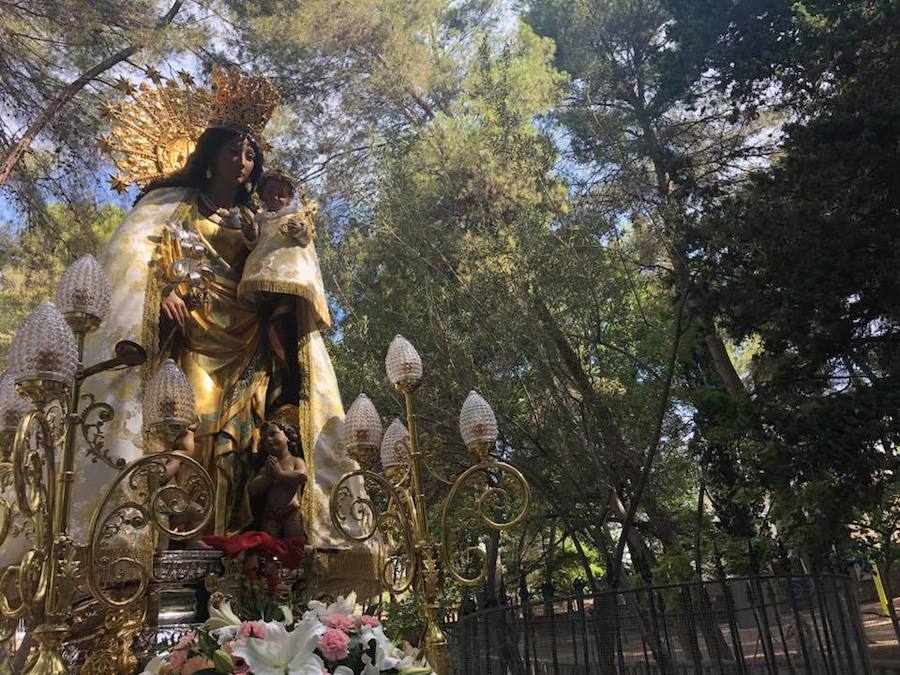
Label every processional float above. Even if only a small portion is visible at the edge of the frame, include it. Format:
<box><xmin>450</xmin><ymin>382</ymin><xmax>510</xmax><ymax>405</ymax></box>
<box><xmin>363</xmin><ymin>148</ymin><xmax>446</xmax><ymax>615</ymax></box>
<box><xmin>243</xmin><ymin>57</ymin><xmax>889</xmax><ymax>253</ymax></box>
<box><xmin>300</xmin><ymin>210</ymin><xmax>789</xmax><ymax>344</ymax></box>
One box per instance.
<box><xmin>0</xmin><ymin>72</ymin><xmax>530</xmax><ymax>675</ymax></box>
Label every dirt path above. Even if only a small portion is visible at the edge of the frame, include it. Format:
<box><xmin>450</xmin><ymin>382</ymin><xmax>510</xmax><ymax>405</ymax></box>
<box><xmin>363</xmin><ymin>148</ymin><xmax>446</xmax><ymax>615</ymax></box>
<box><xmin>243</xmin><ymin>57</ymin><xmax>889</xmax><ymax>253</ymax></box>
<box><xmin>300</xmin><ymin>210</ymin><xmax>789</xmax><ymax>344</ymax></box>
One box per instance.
<box><xmin>860</xmin><ymin>598</ymin><xmax>900</xmax><ymax>666</ymax></box>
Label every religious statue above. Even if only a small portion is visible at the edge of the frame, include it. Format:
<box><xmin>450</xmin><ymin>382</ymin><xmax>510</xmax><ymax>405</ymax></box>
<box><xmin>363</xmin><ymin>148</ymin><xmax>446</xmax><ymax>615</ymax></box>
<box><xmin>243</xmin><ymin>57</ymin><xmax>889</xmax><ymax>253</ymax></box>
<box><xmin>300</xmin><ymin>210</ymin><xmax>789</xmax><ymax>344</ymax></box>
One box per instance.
<box><xmin>25</xmin><ymin>68</ymin><xmax>385</xmax><ymax>597</ymax></box>
<box><xmin>246</xmin><ymin>168</ymin><xmax>315</xmax><ymax>251</ymax></box>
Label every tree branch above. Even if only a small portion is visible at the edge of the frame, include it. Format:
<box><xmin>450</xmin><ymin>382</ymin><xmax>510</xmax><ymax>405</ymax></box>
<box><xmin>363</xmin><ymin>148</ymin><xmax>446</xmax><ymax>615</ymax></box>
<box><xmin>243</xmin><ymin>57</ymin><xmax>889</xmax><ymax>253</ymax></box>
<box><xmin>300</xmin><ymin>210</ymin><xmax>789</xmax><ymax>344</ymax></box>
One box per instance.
<box><xmin>610</xmin><ymin>289</ymin><xmax>688</xmax><ymax>586</ymax></box>
<box><xmin>0</xmin><ymin>0</ymin><xmax>185</xmax><ymax>188</ymax></box>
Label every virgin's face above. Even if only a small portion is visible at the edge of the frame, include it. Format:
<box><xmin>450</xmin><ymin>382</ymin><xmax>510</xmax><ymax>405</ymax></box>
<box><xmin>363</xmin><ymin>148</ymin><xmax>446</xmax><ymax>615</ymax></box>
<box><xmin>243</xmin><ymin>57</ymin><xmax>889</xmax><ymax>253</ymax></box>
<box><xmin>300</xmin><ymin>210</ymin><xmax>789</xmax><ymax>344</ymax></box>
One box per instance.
<box><xmin>213</xmin><ymin>135</ymin><xmax>256</xmax><ymax>186</ymax></box>
<box><xmin>262</xmin><ymin>422</ymin><xmax>289</xmax><ymax>457</ymax></box>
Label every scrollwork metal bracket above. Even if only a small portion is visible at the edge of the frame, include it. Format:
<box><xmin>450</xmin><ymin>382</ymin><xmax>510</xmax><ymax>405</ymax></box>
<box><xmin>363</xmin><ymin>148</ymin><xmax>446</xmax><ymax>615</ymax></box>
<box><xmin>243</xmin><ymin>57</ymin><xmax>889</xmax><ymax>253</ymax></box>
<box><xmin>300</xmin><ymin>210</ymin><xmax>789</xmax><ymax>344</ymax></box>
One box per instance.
<box><xmin>439</xmin><ymin>459</ymin><xmax>530</xmax><ymax>586</ymax></box>
<box><xmin>86</xmin><ymin>451</ymin><xmax>214</xmax><ymax>608</ymax></box>
<box><xmin>77</xmin><ymin>392</ymin><xmax>125</xmax><ymax>469</ymax></box>
<box><xmin>330</xmin><ymin>469</ymin><xmax>418</xmax><ymax>594</ymax></box>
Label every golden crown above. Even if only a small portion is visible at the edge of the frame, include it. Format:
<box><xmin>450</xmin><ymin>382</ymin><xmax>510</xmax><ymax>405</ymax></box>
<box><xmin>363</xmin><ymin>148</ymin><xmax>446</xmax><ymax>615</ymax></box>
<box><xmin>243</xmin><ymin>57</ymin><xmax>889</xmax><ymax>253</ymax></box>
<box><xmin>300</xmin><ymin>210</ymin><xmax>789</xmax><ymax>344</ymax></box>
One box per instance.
<box><xmin>99</xmin><ymin>68</ymin><xmax>280</xmax><ymax>192</ymax></box>
<box><xmin>208</xmin><ymin>66</ymin><xmax>280</xmax><ymax>140</ymax></box>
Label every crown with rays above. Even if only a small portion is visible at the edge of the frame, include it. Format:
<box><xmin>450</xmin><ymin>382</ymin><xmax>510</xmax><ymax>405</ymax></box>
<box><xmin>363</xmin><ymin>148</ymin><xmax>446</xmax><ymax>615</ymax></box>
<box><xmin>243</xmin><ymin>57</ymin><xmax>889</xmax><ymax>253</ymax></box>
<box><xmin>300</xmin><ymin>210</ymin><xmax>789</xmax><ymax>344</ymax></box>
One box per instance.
<box><xmin>99</xmin><ymin>67</ymin><xmax>279</xmax><ymax>193</ymax></box>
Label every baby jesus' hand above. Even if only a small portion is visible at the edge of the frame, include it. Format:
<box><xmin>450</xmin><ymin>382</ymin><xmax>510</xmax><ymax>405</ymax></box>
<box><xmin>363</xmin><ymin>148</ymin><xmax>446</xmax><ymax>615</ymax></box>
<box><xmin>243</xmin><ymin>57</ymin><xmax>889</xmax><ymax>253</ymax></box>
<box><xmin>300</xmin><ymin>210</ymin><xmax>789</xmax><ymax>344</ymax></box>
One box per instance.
<box><xmin>242</xmin><ymin>216</ymin><xmax>260</xmax><ymax>247</ymax></box>
<box><xmin>284</xmin><ymin>218</ymin><xmax>311</xmax><ymax>248</ymax></box>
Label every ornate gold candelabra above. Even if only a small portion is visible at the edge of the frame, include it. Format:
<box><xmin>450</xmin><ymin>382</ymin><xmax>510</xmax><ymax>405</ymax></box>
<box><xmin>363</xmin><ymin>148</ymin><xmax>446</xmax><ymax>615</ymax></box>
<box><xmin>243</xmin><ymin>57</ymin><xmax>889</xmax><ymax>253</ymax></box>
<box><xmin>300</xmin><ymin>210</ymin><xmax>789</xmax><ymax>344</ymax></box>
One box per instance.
<box><xmin>0</xmin><ymin>256</ymin><xmax>212</xmax><ymax>674</ymax></box>
<box><xmin>330</xmin><ymin>336</ymin><xmax>531</xmax><ymax>675</ymax></box>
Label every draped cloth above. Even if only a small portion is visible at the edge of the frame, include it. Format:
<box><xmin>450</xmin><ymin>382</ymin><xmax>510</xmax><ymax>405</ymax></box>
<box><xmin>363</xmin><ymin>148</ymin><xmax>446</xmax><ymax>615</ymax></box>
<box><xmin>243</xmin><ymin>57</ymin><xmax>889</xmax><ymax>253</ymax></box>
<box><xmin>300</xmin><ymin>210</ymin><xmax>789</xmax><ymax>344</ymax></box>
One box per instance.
<box><xmin>0</xmin><ymin>187</ymin><xmax>380</xmax><ymax>596</ymax></box>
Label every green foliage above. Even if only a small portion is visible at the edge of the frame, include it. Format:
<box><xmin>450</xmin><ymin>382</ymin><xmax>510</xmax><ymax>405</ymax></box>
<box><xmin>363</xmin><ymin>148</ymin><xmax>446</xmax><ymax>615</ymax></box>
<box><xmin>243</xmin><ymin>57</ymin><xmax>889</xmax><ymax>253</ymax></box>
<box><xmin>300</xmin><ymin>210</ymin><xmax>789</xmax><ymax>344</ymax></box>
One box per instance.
<box><xmin>383</xmin><ymin>595</ymin><xmax>425</xmax><ymax>644</ymax></box>
<box><xmin>0</xmin><ymin>202</ymin><xmax>122</xmax><ymax>365</ymax></box>
<box><xmin>0</xmin><ymin>0</ymin><xmax>198</xmax><ymax>208</ymax></box>
<box><xmin>697</xmin><ymin>19</ymin><xmax>900</xmax><ymax>561</ymax></box>
<box><xmin>645</xmin><ymin>0</ymin><xmax>900</xmax><ymax>568</ymax></box>
<box><xmin>220</xmin><ymin>0</ymin><xmax>507</xmax><ymax>199</ymax></box>
<box><xmin>517</xmin><ymin>0</ymin><xmax>900</xmax><ymax>577</ymax></box>
<box><xmin>323</xmin><ymin>16</ymin><xmax>698</xmax><ymax>585</ymax></box>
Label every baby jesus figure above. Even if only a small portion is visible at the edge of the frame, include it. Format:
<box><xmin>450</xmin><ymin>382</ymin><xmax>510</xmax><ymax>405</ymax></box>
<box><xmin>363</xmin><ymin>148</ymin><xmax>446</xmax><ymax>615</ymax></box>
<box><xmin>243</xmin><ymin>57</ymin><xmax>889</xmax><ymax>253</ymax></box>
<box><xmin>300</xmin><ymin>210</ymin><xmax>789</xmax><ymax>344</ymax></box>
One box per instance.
<box><xmin>238</xmin><ymin>170</ymin><xmax>329</xmax><ymax>326</ymax></box>
<box><xmin>243</xmin><ymin>168</ymin><xmax>313</xmax><ymax>248</ymax></box>
<box><xmin>247</xmin><ymin>420</ymin><xmax>307</xmax><ymax>540</ymax></box>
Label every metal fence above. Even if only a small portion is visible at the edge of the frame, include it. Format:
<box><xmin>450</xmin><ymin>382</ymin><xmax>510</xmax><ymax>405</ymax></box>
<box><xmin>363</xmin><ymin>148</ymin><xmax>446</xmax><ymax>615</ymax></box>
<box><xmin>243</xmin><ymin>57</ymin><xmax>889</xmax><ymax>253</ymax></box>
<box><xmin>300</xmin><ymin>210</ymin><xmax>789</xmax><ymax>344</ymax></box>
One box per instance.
<box><xmin>451</xmin><ymin>574</ymin><xmax>872</xmax><ymax>674</ymax></box>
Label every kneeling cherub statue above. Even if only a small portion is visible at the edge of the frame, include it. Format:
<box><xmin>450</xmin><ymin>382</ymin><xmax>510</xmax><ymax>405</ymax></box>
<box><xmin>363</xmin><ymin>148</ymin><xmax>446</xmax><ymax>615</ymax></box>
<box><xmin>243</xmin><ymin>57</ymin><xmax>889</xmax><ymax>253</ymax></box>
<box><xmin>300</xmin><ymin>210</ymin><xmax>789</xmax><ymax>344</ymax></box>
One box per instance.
<box><xmin>247</xmin><ymin>419</ymin><xmax>307</xmax><ymax>540</ymax></box>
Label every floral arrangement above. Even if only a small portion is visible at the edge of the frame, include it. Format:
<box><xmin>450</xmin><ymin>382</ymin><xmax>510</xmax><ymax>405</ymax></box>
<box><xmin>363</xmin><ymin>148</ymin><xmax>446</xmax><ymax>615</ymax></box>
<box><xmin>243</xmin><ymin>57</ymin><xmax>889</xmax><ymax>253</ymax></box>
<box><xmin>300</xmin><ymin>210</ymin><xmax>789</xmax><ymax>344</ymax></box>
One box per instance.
<box><xmin>202</xmin><ymin>531</ymin><xmax>309</xmax><ymax>619</ymax></box>
<box><xmin>141</xmin><ymin>593</ymin><xmax>435</xmax><ymax>675</ymax></box>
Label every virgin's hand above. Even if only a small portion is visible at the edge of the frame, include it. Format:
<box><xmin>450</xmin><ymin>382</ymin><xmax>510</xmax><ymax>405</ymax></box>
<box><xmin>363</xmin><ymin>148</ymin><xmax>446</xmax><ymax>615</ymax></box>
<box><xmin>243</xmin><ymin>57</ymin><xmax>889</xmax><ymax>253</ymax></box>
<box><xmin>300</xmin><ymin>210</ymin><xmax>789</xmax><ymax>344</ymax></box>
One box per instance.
<box><xmin>242</xmin><ymin>216</ymin><xmax>259</xmax><ymax>244</ymax></box>
<box><xmin>161</xmin><ymin>290</ymin><xmax>190</xmax><ymax>333</ymax></box>
<box><xmin>266</xmin><ymin>456</ymin><xmax>280</xmax><ymax>474</ymax></box>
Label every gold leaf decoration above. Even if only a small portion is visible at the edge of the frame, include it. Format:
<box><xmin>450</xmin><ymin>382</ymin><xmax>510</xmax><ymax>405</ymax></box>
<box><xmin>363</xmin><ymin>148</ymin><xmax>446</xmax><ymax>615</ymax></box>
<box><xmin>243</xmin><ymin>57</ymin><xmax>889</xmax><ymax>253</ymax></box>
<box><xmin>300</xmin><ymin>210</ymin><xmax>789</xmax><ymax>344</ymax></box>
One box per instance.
<box><xmin>98</xmin><ymin>75</ymin><xmax>212</xmax><ymax>190</ymax></box>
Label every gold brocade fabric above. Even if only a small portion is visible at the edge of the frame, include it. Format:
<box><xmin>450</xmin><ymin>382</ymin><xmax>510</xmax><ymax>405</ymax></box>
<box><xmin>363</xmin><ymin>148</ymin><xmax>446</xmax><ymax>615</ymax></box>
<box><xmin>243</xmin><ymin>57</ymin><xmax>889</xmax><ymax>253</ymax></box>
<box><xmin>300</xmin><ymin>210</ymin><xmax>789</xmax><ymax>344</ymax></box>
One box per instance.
<box><xmin>179</xmin><ymin>209</ymin><xmax>268</xmax><ymax>533</ymax></box>
<box><xmin>184</xmin><ymin>212</ymin><xmax>265</xmax><ymax>434</ymax></box>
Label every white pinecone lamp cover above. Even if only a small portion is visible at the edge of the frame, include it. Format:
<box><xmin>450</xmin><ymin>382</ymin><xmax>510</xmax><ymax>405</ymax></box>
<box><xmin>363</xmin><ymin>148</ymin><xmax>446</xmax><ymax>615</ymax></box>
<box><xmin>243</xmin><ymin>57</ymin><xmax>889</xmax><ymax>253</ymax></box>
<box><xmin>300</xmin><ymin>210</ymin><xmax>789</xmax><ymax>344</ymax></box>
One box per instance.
<box><xmin>380</xmin><ymin>418</ymin><xmax>410</xmax><ymax>469</ymax></box>
<box><xmin>385</xmin><ymin>335</ymin><xmax>423</xmax><ymax>387</ymax></box>
<box><xmin>343</xmin><ymin>393</ymin><xmax>383</xmax><ymax>452</ymax></box>
<box><xmin>459</xmin><ymin>390</ymin><xmax>498</xmax><ymax>448</ymax></box>
<box><xmin>54</xmin><ymin>254</ymin><xmax>111</xmax><ymax>322</ymax></box>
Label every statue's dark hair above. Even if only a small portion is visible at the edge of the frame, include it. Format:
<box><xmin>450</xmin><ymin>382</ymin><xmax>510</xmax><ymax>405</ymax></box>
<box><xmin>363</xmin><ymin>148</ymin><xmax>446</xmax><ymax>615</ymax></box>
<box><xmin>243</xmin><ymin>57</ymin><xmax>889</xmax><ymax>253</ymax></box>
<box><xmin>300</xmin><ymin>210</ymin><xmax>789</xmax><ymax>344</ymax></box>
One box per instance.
<box><xmin>138</xmin><ymin>126</ymin><xmax>264</xmax><ymax>206</ymax></box>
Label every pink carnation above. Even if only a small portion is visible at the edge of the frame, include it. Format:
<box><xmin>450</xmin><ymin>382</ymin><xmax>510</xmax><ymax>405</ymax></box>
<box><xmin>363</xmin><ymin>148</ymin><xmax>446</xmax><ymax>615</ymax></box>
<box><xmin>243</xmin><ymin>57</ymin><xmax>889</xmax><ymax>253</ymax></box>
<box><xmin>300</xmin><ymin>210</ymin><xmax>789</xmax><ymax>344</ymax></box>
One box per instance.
<box><xmin>323</xmin><ymin>613</ymin><xmax>355</xmax><ymax>631</ymax></box>
<box><xmin>168</xmin><ymin>631</ymin><xmax>195</xmax><ymax>670</ymax></box>
<box><xmin>355</xmin><ymin>614</ymin><xmax>380</xmax><ymax>629</ymax></box>
<box><xmin>318</xmin><ymin>627</ymin><xmax>350</xmax><ymax>661</ymax></box>
<box><xmin>238</xmin><ymin>621</ymin><xmax>267</xmax><ymax>639</ymax></box>
<box><xmin>175</xmin><ymin>631</ymin><xmax>196</xmax><ymax>649</ymax></box>
<box><xmin>168</xmin><ymin>649</ymin><xmax>188</xmax><ymax>671</ymax></box>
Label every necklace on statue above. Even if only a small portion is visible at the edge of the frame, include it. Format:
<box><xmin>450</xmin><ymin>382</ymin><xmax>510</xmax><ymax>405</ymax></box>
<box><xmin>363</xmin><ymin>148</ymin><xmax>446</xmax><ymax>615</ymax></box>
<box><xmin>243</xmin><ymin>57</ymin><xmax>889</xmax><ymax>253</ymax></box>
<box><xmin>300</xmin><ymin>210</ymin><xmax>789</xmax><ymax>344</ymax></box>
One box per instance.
<box><xmin>199</xmin><ymin>192</ymin><xmax>232</xmax><ymax>219</ymax></box>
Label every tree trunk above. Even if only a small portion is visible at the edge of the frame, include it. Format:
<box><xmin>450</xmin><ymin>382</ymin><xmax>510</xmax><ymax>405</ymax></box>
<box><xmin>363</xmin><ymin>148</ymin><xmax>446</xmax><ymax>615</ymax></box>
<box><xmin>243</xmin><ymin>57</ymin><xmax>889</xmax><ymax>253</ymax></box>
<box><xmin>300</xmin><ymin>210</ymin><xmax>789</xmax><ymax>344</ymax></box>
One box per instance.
<box><xmin>609</xmin><ymin>291</ymin><xmax>687</xmax><ymax>585</ymax></box>
<box><xmin>569</xmin><ymin>528</ymin><xmax>599</xmax><ymax>592</ymax></box>
<box><xmin>530</xmin><ymin>295</ymin><xmax>634</xmax><ymax>461</ymax></box>
<box><xmin>633</xmin><ymin>101</ymin><xmax>750</xmax><ymax>405</ymax></box>
<box><xmin>669</xmin><ymin>253</ymin><xmax>749</xmax><ymax>401</ymax></box>
<box><xmin>0</xmin><ymin>0</ymin><xmax>185</xmax><ymax>188</ymax></box>
<box><xmin>483</xmin><ymin>527</ymin><xmax>501</xmax><ymax>605</ymax></box>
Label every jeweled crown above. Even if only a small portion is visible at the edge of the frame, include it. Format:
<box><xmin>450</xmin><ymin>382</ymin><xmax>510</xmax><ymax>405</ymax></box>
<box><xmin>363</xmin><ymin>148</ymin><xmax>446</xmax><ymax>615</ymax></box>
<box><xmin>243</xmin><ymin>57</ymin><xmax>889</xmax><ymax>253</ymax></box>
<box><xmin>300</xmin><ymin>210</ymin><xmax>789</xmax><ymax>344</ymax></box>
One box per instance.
<box><xmin>208</xmin><ymin>66</ymin><xmax>279</xmax><ymax>139</ymax></box>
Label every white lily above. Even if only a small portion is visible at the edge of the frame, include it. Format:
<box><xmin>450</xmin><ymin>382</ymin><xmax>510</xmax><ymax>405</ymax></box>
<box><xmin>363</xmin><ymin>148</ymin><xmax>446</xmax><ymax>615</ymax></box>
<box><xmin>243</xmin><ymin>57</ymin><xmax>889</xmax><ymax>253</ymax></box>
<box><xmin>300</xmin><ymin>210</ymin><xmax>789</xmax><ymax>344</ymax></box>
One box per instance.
<box><xmin>138</xmin><ymin>655</ymin><xmax>166</xmax><ymax>675</ymax></box>
<box><xmin>360</xmin><ymin>625</ymin><xmax>417</xmax><ymax>674</ymax></box>
<box><xmin>279</xmin><ymin>603</ymin><xmax>295</xmax><ymax>626</ymax></box>
<box><xmin>232</xmin><ymin>616</ymin><xmax>325</xmax><ymax>675</ymax></box>
<box><xmin>206</xmin><ymin>599</ymin><xmax>242</xmax><ymax>629</ymax></box>
<box><xmin>205</xmin><ymin>599</ymin><xmax>244</xmax><ymax>644</ymax></box>
<box><xmin>304</xmin><ymin>591</ymin><xmax>357</xmax><ymax>621</ymax></box>
<box><xmin>333</xmin><ymin>668</ymin><xmax>355</xmax><ymax>675</ymax></box>
<box><xmin>398</xmin><ymin>641</ymin><xmax>436</xmax><ymax>673</ymax></box>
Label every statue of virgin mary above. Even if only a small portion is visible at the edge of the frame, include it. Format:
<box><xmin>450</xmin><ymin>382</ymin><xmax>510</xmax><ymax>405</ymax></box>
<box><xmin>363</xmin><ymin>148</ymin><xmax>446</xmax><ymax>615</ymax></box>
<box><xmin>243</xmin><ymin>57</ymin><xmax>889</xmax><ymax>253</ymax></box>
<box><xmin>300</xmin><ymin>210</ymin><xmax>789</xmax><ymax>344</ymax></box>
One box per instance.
<box><xmin>41</xmin><ymin>68</ymin><xmax>377</xmax><ymax>595</ymax></box>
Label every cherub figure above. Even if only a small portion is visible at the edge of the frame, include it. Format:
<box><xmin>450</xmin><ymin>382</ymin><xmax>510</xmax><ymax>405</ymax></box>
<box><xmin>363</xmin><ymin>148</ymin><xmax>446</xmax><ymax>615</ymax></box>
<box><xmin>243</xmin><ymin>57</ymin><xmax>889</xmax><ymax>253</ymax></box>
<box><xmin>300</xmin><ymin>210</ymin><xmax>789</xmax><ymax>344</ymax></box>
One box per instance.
<box><xmin>247</xmin><ymin>420</ymin><xmax>307</xmax><ymax>540</ymax></box>
<box><xmin>158</xmin><ymin>424</ymin><xmax>209</xmax><ymax>549</ymax></box>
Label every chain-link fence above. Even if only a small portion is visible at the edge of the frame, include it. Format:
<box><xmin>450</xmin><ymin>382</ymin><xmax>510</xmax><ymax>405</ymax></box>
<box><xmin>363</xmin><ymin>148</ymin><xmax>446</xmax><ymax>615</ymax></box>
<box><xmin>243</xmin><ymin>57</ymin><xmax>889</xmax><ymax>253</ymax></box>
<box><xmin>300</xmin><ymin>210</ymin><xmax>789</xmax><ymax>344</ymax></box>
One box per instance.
<box><xmin>451</xmin><ymin>574</ymin><xmax>872</xmax><ymax>674</ymax></box>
